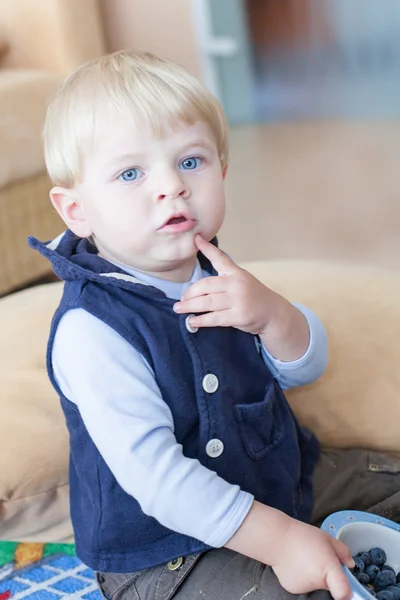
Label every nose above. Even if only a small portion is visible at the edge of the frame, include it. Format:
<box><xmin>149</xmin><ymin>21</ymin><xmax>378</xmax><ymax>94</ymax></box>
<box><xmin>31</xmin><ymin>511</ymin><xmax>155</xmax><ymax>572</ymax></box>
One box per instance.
<box><xmin>155</xmin><ymin>169</ymin><xmax>189</xmax><ymax>202</ymax></box>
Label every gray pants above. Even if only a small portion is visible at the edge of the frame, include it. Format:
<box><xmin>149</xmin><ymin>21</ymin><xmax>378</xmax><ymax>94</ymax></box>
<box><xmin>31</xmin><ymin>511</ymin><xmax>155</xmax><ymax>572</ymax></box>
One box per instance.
<box><xmin>96</xmin><ymin>449</ymin><xmax>400</xmax><ymax>600</ymax></box>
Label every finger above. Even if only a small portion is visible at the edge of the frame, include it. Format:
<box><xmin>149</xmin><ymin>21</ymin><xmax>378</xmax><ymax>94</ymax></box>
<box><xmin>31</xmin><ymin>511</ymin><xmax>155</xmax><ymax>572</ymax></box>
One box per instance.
<box><xmin>173</xmin><ymin>293</ymin><xmax>230</xmax><ymax>315</ymax></box>
<box><xmin>195</xmin><ymin>235</ymin><xmax>236</xmax><ymax>276</ymax></box>
<box><xmin>181</xmin><ymin>276</ymin><xmax>230</xmax><ymax>301</ymax></box>
<box><xmin>186</xmin><ymin>309</ymin><xmax>233</xmax><ymax>329</ymax></box>
<box><xmin>325</xmin><ymin>566</ymin><xmax>352</xmax><ymax>600</ymax></box>
<box><xmin>331</xmin><ymin>539</ymin><xmax>355</xmax><ymax>569</ymax></box>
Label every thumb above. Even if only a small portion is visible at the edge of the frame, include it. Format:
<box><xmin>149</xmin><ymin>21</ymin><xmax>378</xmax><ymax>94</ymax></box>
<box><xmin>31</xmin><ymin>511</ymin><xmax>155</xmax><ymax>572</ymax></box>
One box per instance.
<box><xmin>331</xmin><ymin>538</ymin><xmax>355</xmax><ymax>569</ymax></box>
<box><xmin>325</xmin><ymin>565</ymin><xmax>352</xmax><ymax>600</ymax></box>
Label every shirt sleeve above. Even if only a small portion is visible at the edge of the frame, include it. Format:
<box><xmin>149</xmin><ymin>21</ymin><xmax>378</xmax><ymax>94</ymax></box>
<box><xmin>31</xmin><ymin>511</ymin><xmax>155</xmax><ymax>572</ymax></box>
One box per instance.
<box><xmin>261</xmin><ymin>303</ymin><xmax>328</xmax><ymax>390</ymax></box>
<box><xmin>52</xmin><ymin>308</ymin><xmax>253</xmax><ymax>548</ymax></box>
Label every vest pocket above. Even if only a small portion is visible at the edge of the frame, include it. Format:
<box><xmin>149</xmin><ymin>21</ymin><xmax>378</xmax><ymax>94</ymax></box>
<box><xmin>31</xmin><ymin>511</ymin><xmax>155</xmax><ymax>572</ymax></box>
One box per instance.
<box><xmin>234</xmin><ymin>383</ymin><xmax>287</xmax><ymax>461</ymax></box>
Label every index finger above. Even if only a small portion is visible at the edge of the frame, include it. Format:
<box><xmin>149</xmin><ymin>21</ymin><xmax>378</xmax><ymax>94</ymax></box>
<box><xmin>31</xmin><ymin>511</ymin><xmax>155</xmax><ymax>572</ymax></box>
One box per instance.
<box><xmin>195</xmin><ymin>234</ymin><xmax>236</xmax><ymax>276</ymax></box>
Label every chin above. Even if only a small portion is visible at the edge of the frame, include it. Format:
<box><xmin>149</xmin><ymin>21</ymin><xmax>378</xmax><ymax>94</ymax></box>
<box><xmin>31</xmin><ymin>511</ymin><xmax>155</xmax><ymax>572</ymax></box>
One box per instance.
<box><xmin>173</xmin><ymin>234</ymin><xmax>197</xmax><ymax>253</ymax></box>
<box><xmin>161</xmin><ymin>247</ymin><xmax>197</xmax><ymax>268</ymax></box>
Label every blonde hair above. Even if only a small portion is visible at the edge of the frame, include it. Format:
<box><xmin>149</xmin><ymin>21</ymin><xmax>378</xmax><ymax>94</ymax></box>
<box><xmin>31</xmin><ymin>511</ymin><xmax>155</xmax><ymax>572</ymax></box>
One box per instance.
<box><xmin>43</xmin><ymin>51</ymin><xmax>229</xmax><ymax>188</ymax></box>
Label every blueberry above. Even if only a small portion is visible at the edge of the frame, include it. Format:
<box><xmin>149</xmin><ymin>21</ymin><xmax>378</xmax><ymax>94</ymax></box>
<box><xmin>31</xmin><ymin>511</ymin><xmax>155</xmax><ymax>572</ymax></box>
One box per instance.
<box><xmin>366</xmin><ymin>564</ymin><xmax>382</xmax><ymax>582</ymax></box>
<box><xmin>383</xmin><ymin>566</ymin><xmax>397</xmax><ymax>575</ymax></box>
<box><xmin>385</xmin><ymin>588</ymin><xmax>400</xmax><ymax>600</ymax></box>
<box><xmin>357</xmin><ymin>552</ymin><xmax>373</xmax><ymax>567</ymax></box>
<box><xmin>352</xmin><ymin>557</ymin><xmax>366</xmax><ymax>574</ymax></box>
<box><xmin>356</xmin><ymin>573</ymin><xmax>371</xmax><ymax>585</ymax></box>
<box><xmin>375</xmin><ymin>571</ymin><xmax>397</xmax><ymax>593</ymax></box>
<box><xmin>370</xmin><ymin>548</ymin><xmax>387</xmax><ymax>567</ymax></box>
<box><xmin>377</xmin><ymin>591</ymin><xmax>395</xmax><ymax>600</ymax></box>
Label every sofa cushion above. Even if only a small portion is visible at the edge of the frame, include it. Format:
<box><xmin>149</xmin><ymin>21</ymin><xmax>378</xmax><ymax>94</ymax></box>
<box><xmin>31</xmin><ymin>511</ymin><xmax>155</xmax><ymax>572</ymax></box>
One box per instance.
<box><xmin>0</xmin><ymin>281</ymin><xmax>72</xmax><ymax>542</ymax></box>
<box><xmin>0</xmin><ymin>70</ymin><xmax>61</xmax><ymax>188</ymax></box>
<box><xmin>1</xmin><ymin>261</ymin><xmax>400</xmax><ymax>542</ymax></box>
<box><xmin>243</xmin><ymin>260</ymin><xmax>400</xmax><ymax>453</ymax></box>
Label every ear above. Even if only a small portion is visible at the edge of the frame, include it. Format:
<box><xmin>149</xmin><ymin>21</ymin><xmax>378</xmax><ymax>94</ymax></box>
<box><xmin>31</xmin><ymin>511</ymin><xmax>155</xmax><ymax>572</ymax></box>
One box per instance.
<box><xmin>50</xmin><ymin>186</ymin><xmax>93</xmax><ymax>238</ymax></box>
<box><xmin>222</xmin><ymin>164</ymin><xmax>228</xmax><ymax>180</ymax></box>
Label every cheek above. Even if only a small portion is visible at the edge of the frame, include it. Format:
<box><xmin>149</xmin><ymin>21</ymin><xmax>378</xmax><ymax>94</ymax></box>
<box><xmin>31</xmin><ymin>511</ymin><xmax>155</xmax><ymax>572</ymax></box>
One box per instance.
<box><xmin>84</xmin><ymin>189</ymin><xmax>146</xmax><ymax>225</ymax></box>
<box><xmin>209</xmin><ymin>180</ymin><xmax>226</xmax><ymax>215</ymax></box>
<box><xmin>216</xmin><ymin>198</ymin><xmax>226</xmax><ymax>228</ymax></box>
<box><xmin>198</xmin><ymin>174</ymin><xmax>225</xmax><ymax>204</ymax></box>
<box><xmin>198</xmin><ymin>182</ymin><xmax>226</xmax><ymax>231</ymax></box>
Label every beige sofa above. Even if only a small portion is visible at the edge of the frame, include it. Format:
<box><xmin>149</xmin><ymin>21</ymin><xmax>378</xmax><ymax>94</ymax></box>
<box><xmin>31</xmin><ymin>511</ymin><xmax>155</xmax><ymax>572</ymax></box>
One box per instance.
<box><xmin>0</xmin><ymin>0</ymin><xmax>105</xmax><ymax>296</ymax></box>
<box><xmin>1</xmin><ymin>259</ymin><xmax>399</xmax><ymax>543</ymax></box>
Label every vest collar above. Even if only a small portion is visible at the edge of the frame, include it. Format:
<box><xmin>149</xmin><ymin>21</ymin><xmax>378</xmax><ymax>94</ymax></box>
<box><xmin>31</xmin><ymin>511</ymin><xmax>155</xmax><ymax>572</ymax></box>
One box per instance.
<box><xmin>28</xmin><ymin>230</ymin><xmax>218</xmax><ymax>297</ymax></box>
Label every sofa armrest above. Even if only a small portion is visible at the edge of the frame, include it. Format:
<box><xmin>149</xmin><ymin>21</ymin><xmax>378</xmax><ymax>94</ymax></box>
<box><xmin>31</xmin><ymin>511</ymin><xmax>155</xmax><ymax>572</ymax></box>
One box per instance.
<box><xmin>0</xmin><ymin>0</ymin><xmax>105</xmax><ymax>74</ymax></box>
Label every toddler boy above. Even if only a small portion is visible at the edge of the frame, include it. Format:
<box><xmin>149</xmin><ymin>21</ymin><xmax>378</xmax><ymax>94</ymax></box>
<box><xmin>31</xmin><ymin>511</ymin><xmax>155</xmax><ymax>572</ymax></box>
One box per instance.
<box><xmin>30</xmin><ymin>51</ymin><xmax>394</xmax><ymax>600</ymax></box>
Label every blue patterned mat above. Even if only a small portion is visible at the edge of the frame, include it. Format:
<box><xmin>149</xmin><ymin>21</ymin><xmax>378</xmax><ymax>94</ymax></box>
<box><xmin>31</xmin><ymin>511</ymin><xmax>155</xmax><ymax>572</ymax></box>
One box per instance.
<box><xmin>0</xmin><ymin>543</ymin><xmax>101</xmax><ymax>600</ymax></box>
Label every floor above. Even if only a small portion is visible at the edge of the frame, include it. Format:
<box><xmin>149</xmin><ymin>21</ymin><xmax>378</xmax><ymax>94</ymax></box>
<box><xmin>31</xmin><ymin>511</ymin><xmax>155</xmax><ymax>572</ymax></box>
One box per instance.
<box><xmin>219</xmin><ymin>120</ymin><xmax>400</xmax><ymax>269</ymax></box>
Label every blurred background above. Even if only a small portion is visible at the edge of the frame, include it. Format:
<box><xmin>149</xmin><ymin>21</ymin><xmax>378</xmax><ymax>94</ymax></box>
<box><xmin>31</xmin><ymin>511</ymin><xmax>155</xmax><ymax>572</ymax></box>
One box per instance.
<box><xmin>2</xmin><ymin>0</ymin><xmax>400</xmax><ymax>297</ymax></box>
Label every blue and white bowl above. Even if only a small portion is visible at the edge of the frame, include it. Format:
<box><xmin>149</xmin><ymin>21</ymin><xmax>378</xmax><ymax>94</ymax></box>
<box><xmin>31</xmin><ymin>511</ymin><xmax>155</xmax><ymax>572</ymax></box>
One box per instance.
<box><xmin>321</xmin><ymin>511</ymin><xmax>400</xmax><ymax>600</ymax></box>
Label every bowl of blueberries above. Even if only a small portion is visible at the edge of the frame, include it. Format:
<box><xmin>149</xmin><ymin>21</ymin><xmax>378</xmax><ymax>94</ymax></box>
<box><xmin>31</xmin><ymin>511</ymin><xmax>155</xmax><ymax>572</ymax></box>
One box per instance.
<box><xmin>321</xmin><ymin>511</ymin><xmax>400</xmax><ymax>600</ymax></box>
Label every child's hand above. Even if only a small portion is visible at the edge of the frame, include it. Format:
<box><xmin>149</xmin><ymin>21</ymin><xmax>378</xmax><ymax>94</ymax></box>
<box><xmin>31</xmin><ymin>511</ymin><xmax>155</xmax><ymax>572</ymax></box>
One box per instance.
<box><xmin>271</xmin><ymin>518</ymin><xmax>354</xmax><ymax>600</ymax></box>
<box><xmin>173</xmin><ymin>235</ymin><xmax>309</xmax><ymax>361</ymax></box>
<box><xmin>174</xmin><ymin>234</ymin><xmax>282</xmax><ymax>335</ymax></box>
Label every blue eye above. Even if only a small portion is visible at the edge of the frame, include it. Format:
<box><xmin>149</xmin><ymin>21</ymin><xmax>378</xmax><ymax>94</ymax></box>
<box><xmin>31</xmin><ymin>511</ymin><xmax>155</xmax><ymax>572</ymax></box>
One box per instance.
<box><xmin>180</xmin><ymin>157</ymin><xmax>202</xmax><ymax>170</ymax></box>
<box><xmin>119</xmin><ymin>168</ymin><xmax>140</xmax><ymax>181</ymax></box>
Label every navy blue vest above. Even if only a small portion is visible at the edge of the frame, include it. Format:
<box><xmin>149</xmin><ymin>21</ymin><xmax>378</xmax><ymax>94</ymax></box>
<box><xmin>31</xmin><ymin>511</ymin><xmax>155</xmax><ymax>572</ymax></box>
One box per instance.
<box><xmin>29</xmin><ymin>232</ymin><xmax>320</xmax><ymax>573</ymax></box>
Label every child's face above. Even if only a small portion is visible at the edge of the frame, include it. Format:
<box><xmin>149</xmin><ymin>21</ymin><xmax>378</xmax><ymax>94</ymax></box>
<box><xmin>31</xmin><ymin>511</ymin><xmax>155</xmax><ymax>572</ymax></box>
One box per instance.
<box><xmin>70</xmin><ymin>109</ymin><xmax>226</xmax><ymax>280</ymax></box>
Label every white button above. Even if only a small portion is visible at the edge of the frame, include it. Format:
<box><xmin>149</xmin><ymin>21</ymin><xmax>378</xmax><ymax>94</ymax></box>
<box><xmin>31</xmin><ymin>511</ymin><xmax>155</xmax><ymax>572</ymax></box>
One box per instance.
<box><xmin>185</xmin><ymin>314</ymin><xmax>198</xmax><ymax>334</ymax></box>
<box><xmin>206</xmin><ymin>439</ymin><xmax>224</xmax><ymax>458</ymax></box>
<box><xmin>202</xmin><ymin>374</ymin><xmax>219</xmax><ymax>394</ymax></box>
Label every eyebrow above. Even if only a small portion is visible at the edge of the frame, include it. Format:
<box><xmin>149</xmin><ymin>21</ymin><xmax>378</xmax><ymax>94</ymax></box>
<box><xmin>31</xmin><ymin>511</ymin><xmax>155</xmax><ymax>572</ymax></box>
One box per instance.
<box><xmin>106</xmin><ymin>140</ymin><xmax>216</xmax><ymax>170</ymax></box>
<box><xmin>179</xmin><ymin>140</ymin><xmax>216</xmax><ymax>153</ymax></box>
<box><xmin>106</xmin><ymin>153</ymin><xmax>143</xmax><ymax>169</ymax></box>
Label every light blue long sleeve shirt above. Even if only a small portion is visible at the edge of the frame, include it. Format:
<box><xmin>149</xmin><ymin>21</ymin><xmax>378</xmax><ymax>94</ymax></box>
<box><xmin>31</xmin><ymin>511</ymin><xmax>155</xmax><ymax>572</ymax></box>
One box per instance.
<box><xmin>52</xmin><ymin>259</ymin><xmax>328</xmax><ymax>547</ymax></box>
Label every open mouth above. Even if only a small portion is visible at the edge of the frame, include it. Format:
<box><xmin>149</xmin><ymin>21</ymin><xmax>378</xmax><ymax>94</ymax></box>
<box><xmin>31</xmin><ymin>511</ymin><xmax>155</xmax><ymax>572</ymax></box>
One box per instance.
<box><xmin>159</xmin><ymin>213</ymin><xmax>196</xmax><ymax>233</ymax></box>
<box><xmin>166</xmin><ymin>216</ymin><xmax>187</xmax><ymax>225</ymax></box>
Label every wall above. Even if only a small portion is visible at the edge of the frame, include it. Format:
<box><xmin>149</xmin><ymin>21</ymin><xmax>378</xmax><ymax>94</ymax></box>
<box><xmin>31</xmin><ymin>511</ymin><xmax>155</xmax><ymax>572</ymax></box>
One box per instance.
<box><xmin>99</xmin><ymin>0</ymin><xmax>202</xmax><ymax>78</ymax></box>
